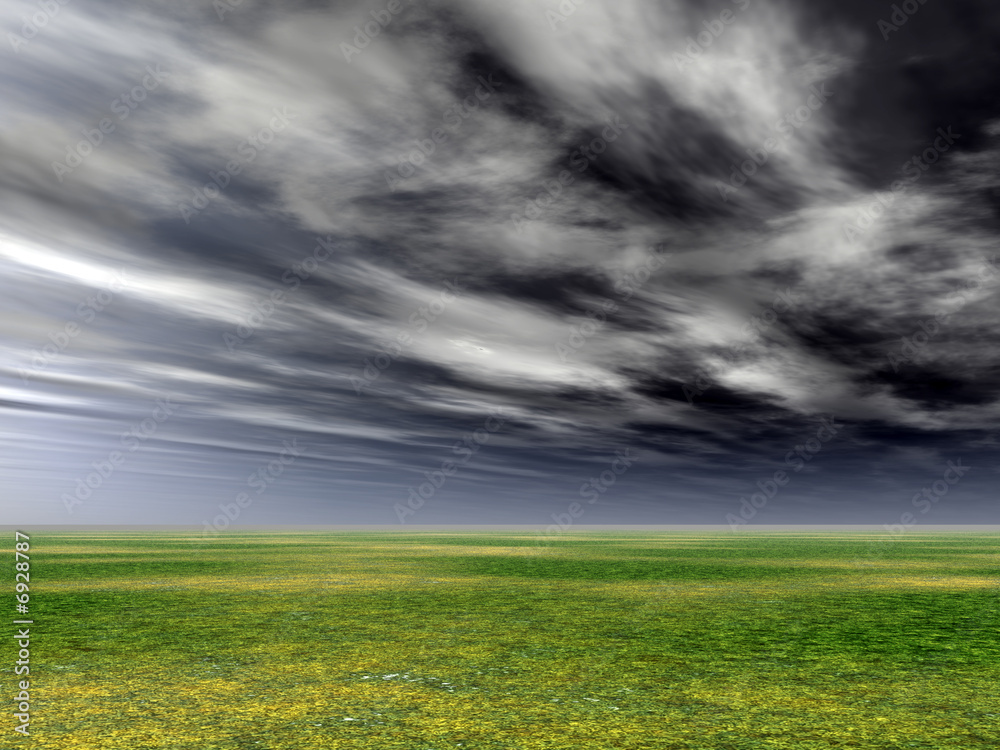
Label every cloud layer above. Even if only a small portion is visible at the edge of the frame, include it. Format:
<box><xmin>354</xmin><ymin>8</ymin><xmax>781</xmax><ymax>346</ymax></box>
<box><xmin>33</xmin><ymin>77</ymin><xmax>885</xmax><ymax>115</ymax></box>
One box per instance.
<box><xmin>2</xmin><ymin>0</ymin><xmax>999</xmax><ymax>527</ymax></box>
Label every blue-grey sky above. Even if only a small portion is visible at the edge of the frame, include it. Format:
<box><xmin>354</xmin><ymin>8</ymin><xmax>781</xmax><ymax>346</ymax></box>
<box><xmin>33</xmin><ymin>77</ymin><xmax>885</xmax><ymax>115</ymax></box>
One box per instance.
<box><xmin>2</xmin><ymin>0</ymin><xmax>999</xmax><ymax>528</ymax></box>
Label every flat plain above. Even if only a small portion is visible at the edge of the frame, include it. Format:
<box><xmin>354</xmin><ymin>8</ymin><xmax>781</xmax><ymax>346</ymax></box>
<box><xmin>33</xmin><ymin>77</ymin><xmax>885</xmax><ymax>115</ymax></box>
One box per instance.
<box><xmin>17</xmin><ymin>530</ymin><xmax>1000</xmax><ymax>748</ymax></box>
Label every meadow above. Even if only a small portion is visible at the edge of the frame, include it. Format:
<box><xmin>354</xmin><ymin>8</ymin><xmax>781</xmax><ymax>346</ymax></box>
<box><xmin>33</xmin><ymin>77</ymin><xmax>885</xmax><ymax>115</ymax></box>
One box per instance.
<box><xmin>14</xmin><ymin>529</ymin><xmax>1000</xmax><ymax>749</ymax></box>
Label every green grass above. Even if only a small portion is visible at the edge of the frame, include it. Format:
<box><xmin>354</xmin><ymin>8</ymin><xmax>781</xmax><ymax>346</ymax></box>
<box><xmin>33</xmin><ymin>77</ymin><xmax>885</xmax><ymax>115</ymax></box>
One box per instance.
<box><xmin>11</xmin><ymin>530</ymin><xmax>1000</xmax><ymax>748</ymax></box>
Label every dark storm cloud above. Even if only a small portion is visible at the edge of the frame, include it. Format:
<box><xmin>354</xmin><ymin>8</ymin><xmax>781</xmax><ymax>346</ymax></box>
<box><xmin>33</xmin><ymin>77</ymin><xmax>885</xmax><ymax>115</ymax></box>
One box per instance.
<box><xmin>2</xmin><ymin>0</ymin><xmax>999</xmax><ymax>526</ymax></box>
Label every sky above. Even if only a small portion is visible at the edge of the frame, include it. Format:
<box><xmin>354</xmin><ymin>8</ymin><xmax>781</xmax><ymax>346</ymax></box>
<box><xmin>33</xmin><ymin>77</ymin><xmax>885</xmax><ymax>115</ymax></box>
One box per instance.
<box><xmin>2</xmin><ymin>0</ymin><xmax>999</xmax><ymax>529</ymax></box>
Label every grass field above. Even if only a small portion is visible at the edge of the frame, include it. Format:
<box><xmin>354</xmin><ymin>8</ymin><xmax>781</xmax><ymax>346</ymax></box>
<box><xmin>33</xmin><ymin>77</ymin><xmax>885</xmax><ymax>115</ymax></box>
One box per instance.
<box><xmin>14</xmin><ymin>530</ymin><xmax>1000</xmax><ymax>749</ymax></box>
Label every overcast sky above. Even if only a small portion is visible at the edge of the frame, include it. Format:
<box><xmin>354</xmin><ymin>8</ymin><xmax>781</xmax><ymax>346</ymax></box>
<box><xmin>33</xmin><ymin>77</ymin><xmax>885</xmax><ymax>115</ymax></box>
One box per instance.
<box><xmin>2</xmin><ymin>0</ymin><xmax>999</xmax><ymax>528</ymax></box>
